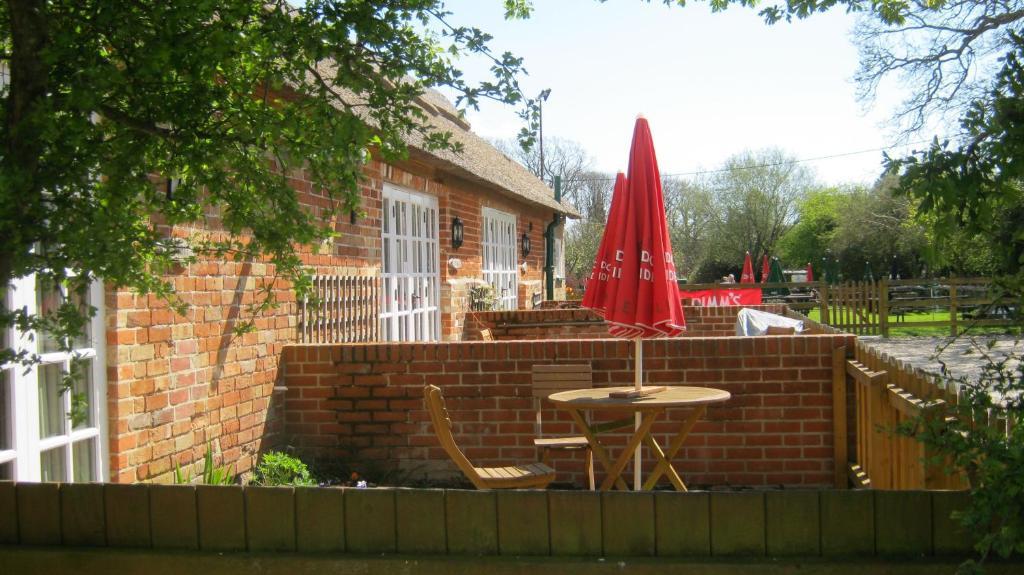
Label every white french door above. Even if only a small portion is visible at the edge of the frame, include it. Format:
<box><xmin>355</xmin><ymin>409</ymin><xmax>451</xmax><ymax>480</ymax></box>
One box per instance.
<box><xmin>380</xmin><ymin>184</ymin><xmax>441</xmax><ymax>342</ymax></box>
<box><xmin>482</xmin><ymin>207</ymin><xmax>518</xmax><ymax>310</ymax></box>
<box><xmin>1</xmin><ymin>274</ymin><xmax>107</xmax><ymax>482</ymax></box>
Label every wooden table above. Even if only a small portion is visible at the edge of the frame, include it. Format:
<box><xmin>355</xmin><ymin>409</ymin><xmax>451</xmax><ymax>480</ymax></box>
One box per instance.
<box><xmin>547</xmin><ymin>386</ymin><xmax>730</xmax><ymax>491</ymax></box>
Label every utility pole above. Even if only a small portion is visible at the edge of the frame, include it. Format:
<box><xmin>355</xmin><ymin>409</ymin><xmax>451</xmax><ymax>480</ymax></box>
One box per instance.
<box><xmin>537</xmin><ymin>88</ymin><xmax>551</xmax><ymax>181</ymax></box>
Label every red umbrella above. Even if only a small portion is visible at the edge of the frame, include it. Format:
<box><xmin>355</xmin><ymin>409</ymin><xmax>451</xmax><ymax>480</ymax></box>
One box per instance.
<box><xmin>760</xmin><ymin>254</ymin><xmax>770</xmax><ymax>283</ymax></box>
<box><xmin>582</xmin><ymin>116</ymin><xmax>685</xmax><ymax>489</ymax></box>
<box><xmin>599</xmin><ymin>117</ymin><xmax>685</xmax><ymax>340</ymax></box>
<box><xmin>805</xmin><ymin>262</ymin><xmax>814</xmax><ymax>283</ymax></box>
<box><xmin>582</xmin><ymin>172</ymin><xmax>627</xmax><ymax>316</ymax></box>
<box><xmin>740</xmin><ymin>251</ymin><xmax>755</xmax><ymax>283</ymax></box>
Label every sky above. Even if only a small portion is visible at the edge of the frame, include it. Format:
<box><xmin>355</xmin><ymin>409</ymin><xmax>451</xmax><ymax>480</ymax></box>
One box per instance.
<box><xmin>435</xmin><ymin>0</ymin><xmax>918</xmax><ymax>186</ymax></box>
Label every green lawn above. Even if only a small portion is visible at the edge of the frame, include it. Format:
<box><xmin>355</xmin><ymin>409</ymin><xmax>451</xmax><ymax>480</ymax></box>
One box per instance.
<box><xmin>800</xmin><ymin>308</ymin><xmax>1021</xmax><ymax>337</ymax></box>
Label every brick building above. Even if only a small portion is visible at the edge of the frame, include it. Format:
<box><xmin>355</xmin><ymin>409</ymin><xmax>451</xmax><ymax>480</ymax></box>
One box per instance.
<box><xmin>0</xmin><ymin>89</ymin><xmax>577</xmax><ymax>484</ymax></box>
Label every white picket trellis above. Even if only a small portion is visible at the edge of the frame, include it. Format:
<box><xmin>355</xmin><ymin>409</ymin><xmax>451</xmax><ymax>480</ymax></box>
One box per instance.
<box><xmin>299</xmin><ymin>274</ymin><xmax>380</xmax><ymax>343</ymax></box>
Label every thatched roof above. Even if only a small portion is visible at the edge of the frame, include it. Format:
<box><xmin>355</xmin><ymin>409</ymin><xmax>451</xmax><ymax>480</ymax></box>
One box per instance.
<box><xmin>406</xmin><ymin>89</ymin><xmax>579</xmax><ymax>218</ymax></box>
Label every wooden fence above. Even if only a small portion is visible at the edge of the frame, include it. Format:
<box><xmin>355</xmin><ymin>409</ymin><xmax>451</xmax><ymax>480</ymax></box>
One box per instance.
<box><xmin>839</xmin><ymin>342</ymin><xmax>968</xmax><ymax>491</ymax></box>
<box><xmin>682</xmin><ymin>277</ymin><xmax>1018</xmax><ymax>336</ymax></box>
<box><xmin>298</xmin><ymin>274</ymin><xmax>380</xmax><ymax>343</ymax></box>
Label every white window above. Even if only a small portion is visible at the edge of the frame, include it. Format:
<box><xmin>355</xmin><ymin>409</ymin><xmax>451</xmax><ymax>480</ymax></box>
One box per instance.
<box><xmin>482</xmin><ymin>207</ymin><xmax>518</xmax><ymax>310</ymax></box>
<box><xmin>1</xmin><ymin>274</ymin><xmax>107</xmax><ymax>482</ymax></box>
<box><xmin>380</xmin><ymin>185</ymin><xmax>441</xmax><ymax>342</ymax></box>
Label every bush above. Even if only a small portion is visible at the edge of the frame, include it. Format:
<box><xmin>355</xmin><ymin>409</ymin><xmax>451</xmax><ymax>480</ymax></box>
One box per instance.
<box><xmin>251</xmin><ymin>451</ymin><xmax>316</xmax><ymax>487</ymax></box>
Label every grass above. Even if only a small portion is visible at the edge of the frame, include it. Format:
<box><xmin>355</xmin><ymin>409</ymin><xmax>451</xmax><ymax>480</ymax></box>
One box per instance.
<box><xmin>800</xmin><ymin>308</ymin><xmax>1021</xmax><ymax>337</ymax></box>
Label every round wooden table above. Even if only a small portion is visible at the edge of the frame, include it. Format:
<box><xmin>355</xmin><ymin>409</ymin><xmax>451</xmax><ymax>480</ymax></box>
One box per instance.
<box><xmin>547</xmin><ymin>386</ymin><xmax>731</xmax><ymax>491</ymax></box>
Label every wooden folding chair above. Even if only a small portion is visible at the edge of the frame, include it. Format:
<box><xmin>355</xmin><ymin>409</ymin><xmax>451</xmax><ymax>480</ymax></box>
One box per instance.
<box><xmin>423</xmin><ymin>385</ymin><xmax>555</xmax><ymax>489</ymax></box>
<box><xmin>531</xmin><ymin>364</ymin><xmax>596</xmax><ymax>490</ymax></box>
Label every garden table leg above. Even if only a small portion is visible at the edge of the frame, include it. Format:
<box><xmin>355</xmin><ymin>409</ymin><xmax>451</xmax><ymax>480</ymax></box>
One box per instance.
<box><xmin>642</xmin><ymin>434</ymin><xmax>686</xmax><ymax>491</ymax></box>
<box><xmin>565</xmin><ymin>408</ymin><xmax>629</xmax><ymax>491</ymax></box>
<box><xmin>642</xmin><ymin>406</ymin><xmax>706</xmax><ymax>490</ymax></box>
<box><xmin>599</xmin><ymin>410</ymin><xmax>661</xmax><ymax>492</ymax></box>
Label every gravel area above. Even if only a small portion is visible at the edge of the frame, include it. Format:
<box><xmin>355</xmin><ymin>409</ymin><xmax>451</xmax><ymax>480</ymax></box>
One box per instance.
<box><xmin>858</xmin><ymin>335</ymin><xmax>1022</xmax><ymax>384</ymax></box>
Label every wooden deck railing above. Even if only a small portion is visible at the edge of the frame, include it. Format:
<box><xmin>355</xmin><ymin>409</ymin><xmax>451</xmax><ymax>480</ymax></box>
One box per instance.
<box><xmin>298</xmin><ymin>274</ymin><xmax>380</xmax><ymax>343</ymax></box>
<box><xmin>840</xmin><ymin>341</ymin><xmax>968</xmax><ymax>490</ymax></box>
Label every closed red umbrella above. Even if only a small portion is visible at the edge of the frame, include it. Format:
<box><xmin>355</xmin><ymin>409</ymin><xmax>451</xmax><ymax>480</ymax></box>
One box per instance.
<box><xmin>740</xmin><ymin>251</ymin><xmax>755</xmax><ymax>283</ymax></box>
<box><xmin>805</xmin><ymin>262</ymin><xmax>814</xmax><ymax>283</ymax></box>
<box><xmin>760</xmin><ymin>254</ymin><xmax>770</xmax><ymax>283</ymax></box>
<box><xmin>582</xmin><ymin>172</ymin><xmax>627</xmax><ymax>316</ymax></box>
<box><xmin>598</xmin><ymin>117</ymin><xmax>685</xmax><ymax>340</ymax></box>
<box><xmin>582</xmin><ymin>116</ymin><xmax>685</xmax><ymax>489</ymax></box>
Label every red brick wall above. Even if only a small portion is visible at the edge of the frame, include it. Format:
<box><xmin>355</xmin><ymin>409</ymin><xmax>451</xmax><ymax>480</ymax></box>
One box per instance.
<box><xmin>280</xmin><ymin>333</ymin><xmax>855</xmax><ymax>488</ymax></box>
<box><xmin>105</xmin><ymin>158</ymin><xmax>560</xmax><ymax>483</ymax></box>
<box><xmin>464</xmin><ymin>305</ymin><xmax>791</xmax><ymax>340</ymax></box>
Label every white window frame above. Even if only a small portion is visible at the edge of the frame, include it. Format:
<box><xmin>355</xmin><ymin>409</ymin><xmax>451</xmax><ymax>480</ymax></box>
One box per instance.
<box><xmin>380</xmin><ymin>184</ymin><xmax>441</xmax><ymax>342</ymax></box>
<box><xmin>482</xmin><ymin>207</ymin><xmax>519</xmax><ymax>310</ymax></box>
<box><xmin>1</xmin><ymin>273</ymin><xmax>107</xmax><ymax>482</ymax></box>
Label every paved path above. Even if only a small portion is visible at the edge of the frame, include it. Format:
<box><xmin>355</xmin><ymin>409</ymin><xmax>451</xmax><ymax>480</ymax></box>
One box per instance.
<box><xmin>858</xmin><ymin>335</ymin><xmax>1021</xmax><ymax>383</ymax></box>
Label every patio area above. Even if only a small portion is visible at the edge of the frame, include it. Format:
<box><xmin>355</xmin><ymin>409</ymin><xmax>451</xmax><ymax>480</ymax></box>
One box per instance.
<box><xmin>282</xmin><ymin>304</ymin><xmax>852</xmax><ymax>489</ymax></box>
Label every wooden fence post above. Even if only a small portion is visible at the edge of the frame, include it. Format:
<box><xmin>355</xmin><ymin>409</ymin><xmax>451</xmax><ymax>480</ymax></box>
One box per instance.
<box><xmin>819</xmin><ymin>282</ymin><xmax>830</xmax><ymax>326</ymax></box>
<box><xmin>832</xmin><ymin>346</ymin><xmax>848</xmax><ymax>489</ymax></box>
<box><xmin>879</xmin><ymin>277</ymin><xmax>889</xmax><ymax>338</ymax></box>
<box><xmin>948</xmin><ymin>278</ymin><xmax>958</xmax><ymax>337</ymax></box>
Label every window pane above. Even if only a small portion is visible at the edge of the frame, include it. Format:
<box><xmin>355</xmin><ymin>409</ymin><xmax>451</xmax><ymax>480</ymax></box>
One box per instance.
<box><xmin>73</xmin><ymin>439</ymin><xmax>96</xmax><ymax>482</ymax></box>
<box><xmin>0</xmin><ymin>461</ymin><xmax>11</xmax><ymax>480</ymax></box>
<box><xmin>69</xmin><ymin>286</ymin><xmax>92</xmax><ymax>350</ymax></box>
<box><xmin>0</xmin><ymin>369</ymin><xmax>10</xmax><ymax>451</ymax></box>
<box><xmin>36</xmin><ymin>276</ymin><xmax>64</xmax><ymax>353</ymax></box>
<box><xmin>40</xmin><ymin>446</ymin><xmax>67</xmax><ymax>482</ymax></box>
<box><xmin>39</xmin><ymin>363</ymin><xmax>65</xmax><ymax>438</ymax></box>
<box><xmin>72</xmin><ymin>359</ymin><xmax>93</xmax><ymax>430</ymax></box>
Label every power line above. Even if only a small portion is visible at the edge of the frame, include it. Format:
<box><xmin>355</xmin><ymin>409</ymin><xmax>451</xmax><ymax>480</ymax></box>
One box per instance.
<box><xmin>554</xmin><ymin>140</ymin><xmax>931</xmax><ymax>184</ymax></box>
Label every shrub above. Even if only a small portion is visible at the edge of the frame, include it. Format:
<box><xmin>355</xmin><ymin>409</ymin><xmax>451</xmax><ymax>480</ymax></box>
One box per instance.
<box><xmin>252</xmin><ymin>451</ymin><xmax>316</xmax><ymax>487</ymax></box>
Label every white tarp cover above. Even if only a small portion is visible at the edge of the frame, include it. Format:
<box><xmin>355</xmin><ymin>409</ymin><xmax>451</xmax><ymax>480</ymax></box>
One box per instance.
<box><xmin>735</xmin><ymin>308</ymin><xmax>804</xmax><ymax>336</ymax></box>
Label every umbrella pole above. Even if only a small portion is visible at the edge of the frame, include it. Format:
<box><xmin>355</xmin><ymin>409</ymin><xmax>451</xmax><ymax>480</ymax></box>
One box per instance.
<box><xmin>634</xmin><ymin>337</ymin><xmax>642</xmax><ymax>491</ymax></box>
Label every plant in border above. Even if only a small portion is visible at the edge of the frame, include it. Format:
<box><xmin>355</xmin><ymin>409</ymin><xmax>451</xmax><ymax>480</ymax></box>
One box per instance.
<box><xmin>251</xmin><ymin>450</ymin><xmax>316</xmax><ymax>487</ymax></box>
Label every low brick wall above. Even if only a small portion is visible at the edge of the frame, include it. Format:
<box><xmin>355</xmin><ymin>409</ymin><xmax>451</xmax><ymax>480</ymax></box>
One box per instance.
<box><xmin>465</xmin><ymin>304</ymin><xmax>791</xmax><ymax>340</ymax></box>
<box><xmin>281</xmin><ymin>332</ymin><xmax>855</xmax><ymax>488</ymax></box>
<box><xmin>0</xmin><ymin>482</ymin><xmax>977</xmax><ymax>561</ymax></box>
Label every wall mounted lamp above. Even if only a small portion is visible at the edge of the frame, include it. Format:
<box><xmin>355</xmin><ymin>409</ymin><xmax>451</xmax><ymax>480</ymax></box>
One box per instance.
<box><xmin>451</xmin><ymin>216</ymin><xmax>464</xmax><ymax>249</ymax></box>
<box><xmin>521</xmin><ymin>232</ymin><xmax>531</xmax><ymax>257</ymax></box>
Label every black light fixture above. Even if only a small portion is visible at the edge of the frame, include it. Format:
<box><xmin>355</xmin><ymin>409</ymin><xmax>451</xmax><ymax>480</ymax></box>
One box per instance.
<box><xmin>451</xmin><ymin>216</ymin><xmax>464</xmax><ymax>249</ymax></box>
<box><xmin>350</xmin><ymin>210</ymin><xmax>358</xmax><ymax>225</ymax></box>
<box><xmin>521</xmin><ymin>231</ymin><xmax>531</xmax><ymax>257</ymax></box>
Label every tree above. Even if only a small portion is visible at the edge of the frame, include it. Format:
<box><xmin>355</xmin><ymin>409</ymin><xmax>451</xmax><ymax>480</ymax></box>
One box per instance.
<box><xmin>705</xmin><ymin>148</ymin><xmax>813</xmax><ymax>267</ymax></box>
<box><xmin>662</xmin><ymin>176</ymin><xmax>715</xmax><ymax>280</ymax></box>
<box><xmin>853</xmin><ymin>1</ymin><xmax>1024</xmax><ymax>136</ymax></box>
<box><xmin>777</xmin><ymin>186</ymin><xmax>845</xmax><ymax>269</ymax></box>
<box><xmin>887</xmin><ymin>32</ymin><xmax>1024</xmax><ymax>294</ymax></box>
<box><xmin>0</xmin><ymin>0</ymin><xmax>539</xmax><ymax>368</ymax></box>
<box><xmin>494</xmin><ymin>136</ymin><xmax>595</xmax><ymax>214</ymax></box>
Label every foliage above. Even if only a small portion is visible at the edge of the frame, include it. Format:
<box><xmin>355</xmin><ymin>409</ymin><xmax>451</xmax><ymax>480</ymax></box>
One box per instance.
<box><xmin>778</xmin><ymin>180</ymin><xmax>929</xmax><ymax>279</ymax></box>
<box><xmin>0</xmin><ymin>0</ymin><xmax>538</xmax><ymax>373</ymax></box>
<box><xmin>468</xmin><ymin>283</ymin><xmax>498</xmax><ymax>311</ymax></box>
<box><xmin>564</xmin><ymin>219</ymin><xmax>605</xmax><ymax>288</ymax></box>
<box><xmin>901</xmin><ymin>341</ymin><xmax>1024</xmax><ymax>572</ymax></box>
<box><xmin>777</xmin><ymin>187</ymin><xmax>845</xmax><ymax>269</ymax></box>
<box><xmin>174</xmin><ymin>442</ymin><xmax>236</xmax><ymax>485</ymax></box>
<box><xmin>251</xmin><ymin>451</ymin><xmax>316</xmax><ymax>487</ymax></box>
<box><xmin>704</xmin><ymin>148</ymin><xmax>814</xmax><ymax>267</ymax></box>
<box><xmin>852</xmin><ymin>0</ymin><xmax>1024</xmax><ymax>136</ymax></box>
<box><xmin>663</xmin><ymin>177</ymin><xmax>716</xmax><ymax>279</ymax></box>
<box><xmin>887</xmin><ymin>32</ymin><xmax>1024</xmax><ymax>297</ymax></box>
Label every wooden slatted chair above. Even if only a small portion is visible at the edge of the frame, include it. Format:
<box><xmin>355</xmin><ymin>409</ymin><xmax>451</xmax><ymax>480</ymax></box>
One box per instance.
<box><xmin>531</xmin><ymin>363</ymin><xmax>596</xmax><ymax>490</ymax></box>
<box><xmin>423</xmin><ymin>385</ymin><xmax>555</xmax><ymax>489</ymax></box>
